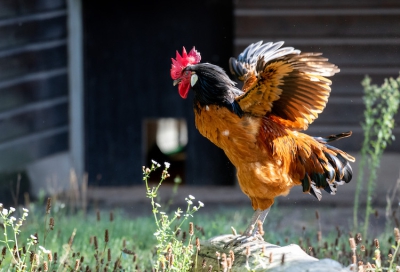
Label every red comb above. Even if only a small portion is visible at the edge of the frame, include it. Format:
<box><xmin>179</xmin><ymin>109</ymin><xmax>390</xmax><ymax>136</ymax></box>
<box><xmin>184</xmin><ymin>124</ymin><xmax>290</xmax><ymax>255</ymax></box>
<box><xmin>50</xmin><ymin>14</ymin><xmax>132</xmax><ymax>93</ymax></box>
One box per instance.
<box><xmin>170</xmin><ymin>47</ymin><xmax>201</xmax><ymax>80</ymax></box>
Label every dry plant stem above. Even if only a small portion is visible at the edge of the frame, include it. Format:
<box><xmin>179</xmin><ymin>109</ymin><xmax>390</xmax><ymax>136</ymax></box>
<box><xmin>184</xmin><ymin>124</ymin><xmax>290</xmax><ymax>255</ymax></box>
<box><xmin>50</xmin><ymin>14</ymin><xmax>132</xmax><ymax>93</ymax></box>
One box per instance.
<box><xmin>1</xmin><ymin>222</ymin><xmax>18</xmax><ymax>265</ymax></box>
<box><xmin>386</xmin><ymin>171</ymin><xmax>400</xmax><ymax>224</ymax></box>
<box><xmin>364</xmin><ymin>154</ymin><xmax>380</xmax><ymax>237</ymax></box>
<box><xmin>58</xmin><ymin>228</ymin><xmax>76</xmax><ymax>271</ymax></box>
<box><xmin>389</xmin><ymin>238</ymin><xmax>400</xmax><ymax>270</ymax></box>
<box><xmin>316</xmin><ymin>210</ymin><xmax>322</xmax><ymax>246</ymax></box>
<box><xmin>10</xmin><ymin>175</ymin><xmax>21</xmax><ymax>209</ymax></box>
<box><xmin>353</xmin><ymin>136</ymin><xmax>368</xmax><ymax>229</ymax></box>
<box><xmin>44</xmin><ymin>198</ymin><xmax>52</xmax><ymax>247</ymax></box>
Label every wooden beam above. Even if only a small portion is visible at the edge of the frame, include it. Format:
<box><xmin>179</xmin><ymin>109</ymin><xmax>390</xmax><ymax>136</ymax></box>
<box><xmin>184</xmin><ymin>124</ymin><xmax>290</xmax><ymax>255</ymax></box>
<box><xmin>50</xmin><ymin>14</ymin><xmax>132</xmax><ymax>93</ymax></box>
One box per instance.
<box><xmin>67</xmin><ymin>0</ymin><xmax>84</xmax><ymax>180</ymax></box>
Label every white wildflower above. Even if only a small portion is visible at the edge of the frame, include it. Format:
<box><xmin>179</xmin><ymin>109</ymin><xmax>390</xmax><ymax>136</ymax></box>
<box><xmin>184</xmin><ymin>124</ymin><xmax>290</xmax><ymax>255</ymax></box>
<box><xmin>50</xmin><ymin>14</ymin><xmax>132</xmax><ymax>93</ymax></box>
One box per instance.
<box><xmin>2</xmin><ymin>209</ymin><xmax>8</xmax><ymax>215</ymax></box>
<box><xmin>164</xmin><ymin>162</ymin><xmax>170</xmax><ymax>169</ymax></box>
<box><xmin>160</xmin><ymin>212</ymin><xmax>166</xmax><ymax>215</ymax></box>
<box><xmin>175</xmin><ymin>209</ymin><xmax>183</xmax><ymax>217</ymax></box>
<box><xmin>193</xmin><ymin>206</ymin><xmax>198</xmax><ymax>211</ymax></box>
<box><xmin>0</xmin><ymin>203</ymin><xmax>2</xmax><ymax>207</ymax></box>
<box><xmin>30</xmin><ymin>235</ymin><xmax>37</xmax><ymax>240</ymax></box>
<box><xmin>188</xmin><ymin>195</ymin><xmax>195</xmax><ymax>200</ymax></box>
<box><xmin>23</xmin><ymin>213</ymin><xmax>28</xmax><ymax>217</ymax></box>
<box><xmin>10</xmin><ymin>216</ymin><xmax>16</xmax><ymax>222</ymax></box>
<box><xmin>155</xmin><ymin>203</ymin><xmax>161</xmax><ymax>208</ymax></box>
<box><xmin>151</xmin><ymin>159</ymin><xmax>157</xmax><ymax>165</ymax></box>
<box><xmin>198</xmin><ymin>201</ymin><xmax>204</xmax><ymax>207</ymax></box>
<box><xmin>22</xmin><ymin>208</ymin><xmax>29</xmax><ymax>213</ymax></box>
<box><xmin>187</xmin><ymin>200</ymin><xmax>193</xmax><ymax>205</ymax></box>
<box><xmin>39</xmin><ymin>246</ymin><xmax>51</xmax><ymax>254</ymax></box>
<box><xmin>9</xmin><ymin>207</ymin><xmax>15</xmax><ymax>212</ymax></box>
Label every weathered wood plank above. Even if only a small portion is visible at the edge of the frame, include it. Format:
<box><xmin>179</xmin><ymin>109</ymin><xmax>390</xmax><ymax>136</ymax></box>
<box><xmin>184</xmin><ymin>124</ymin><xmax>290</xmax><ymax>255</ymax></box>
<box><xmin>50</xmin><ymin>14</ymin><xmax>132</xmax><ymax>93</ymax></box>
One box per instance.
<box><xmin>330</xmin><ymin>74</ymin><xmax>393</xmax><ymax>96</ymax></box>
<box><xmin>235</xmin><ymin>0</ymin><xmax>400</xmax><ymax>8</ymax></box>
<box><xmin>0</xmin><ymin>16</ymin><xmax>66</xmax><ymax>50</ymax></box>
<box><xmin>0</xmin><ymin>72</ymin><xmax>67</xmax><ymax>112</ymax></box>
<box><xmin>0</xmin><ymin>101</ymin><xmax>68</xmax><ymax>143</ymax></box>
<box><xmin>0</xmin><ymin>45</ymin><xmax>67</xmax><ymax>81</ymax></box>
<box><xmin>313</xmin><ymin>101</ymin><xmax>364</xmax><ymax>125</ymax></box>
<box><xmin>0</xmin><ymin>0</ymin><xmax>65</xmax><ymax>19</ymax></box>
<box><xmin>235</xmin><ymin>44</ymin><xmax>400</xmax><ymax>67</ymax></box>
<box><xmin>0</xmin><ymin>130</ymin><xmax>68</xmax><ymax>172</ymax></box>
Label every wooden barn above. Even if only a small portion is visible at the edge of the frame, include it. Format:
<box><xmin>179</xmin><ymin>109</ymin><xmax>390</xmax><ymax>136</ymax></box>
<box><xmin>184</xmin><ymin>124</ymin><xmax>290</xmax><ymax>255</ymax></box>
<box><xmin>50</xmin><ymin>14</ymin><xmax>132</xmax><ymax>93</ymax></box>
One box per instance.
<box><xmin>0</xmin><ymin>0</ymin><xmax>399</xmax><ymax>199</ymax></box>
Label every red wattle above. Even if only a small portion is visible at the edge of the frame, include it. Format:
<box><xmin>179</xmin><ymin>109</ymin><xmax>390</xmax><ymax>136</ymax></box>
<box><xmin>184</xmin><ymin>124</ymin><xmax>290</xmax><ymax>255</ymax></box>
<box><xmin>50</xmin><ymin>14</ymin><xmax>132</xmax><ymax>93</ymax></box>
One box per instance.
<box><xmin>178</xmin><ymin>80</ymin><xmax>190</xmax><ymax>99</ymax></box>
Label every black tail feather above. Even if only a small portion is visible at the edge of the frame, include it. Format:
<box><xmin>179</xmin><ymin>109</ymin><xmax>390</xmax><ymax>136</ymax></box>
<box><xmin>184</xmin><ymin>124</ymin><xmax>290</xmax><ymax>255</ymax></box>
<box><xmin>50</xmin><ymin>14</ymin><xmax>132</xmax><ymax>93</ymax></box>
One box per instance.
<box><xmin>301</xmin><ymin>132</ymin><xmax>354</xmax><ymax>201</ymax></box>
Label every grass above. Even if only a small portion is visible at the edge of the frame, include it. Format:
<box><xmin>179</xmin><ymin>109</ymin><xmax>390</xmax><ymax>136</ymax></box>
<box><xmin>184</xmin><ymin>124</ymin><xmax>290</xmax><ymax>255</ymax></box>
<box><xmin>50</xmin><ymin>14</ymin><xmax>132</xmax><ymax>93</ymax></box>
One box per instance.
<box><xmin>1</xmin><ymin>76</ymin><xmax>400</xmax><ymax>271</ymax></box>
<box><xmin>1</xmin><ymin>186</ymin><xmax>400</xmax><ymax>271</ymax></box>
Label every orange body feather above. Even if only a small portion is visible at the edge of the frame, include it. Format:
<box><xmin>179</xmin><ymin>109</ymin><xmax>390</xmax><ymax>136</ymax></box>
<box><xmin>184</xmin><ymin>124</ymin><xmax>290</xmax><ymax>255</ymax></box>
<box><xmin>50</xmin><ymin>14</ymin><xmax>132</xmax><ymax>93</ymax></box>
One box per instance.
<box><xmin>195</xmin><ymin>103</ymin><xmax>347</xmax><ymax>210</ymax></box>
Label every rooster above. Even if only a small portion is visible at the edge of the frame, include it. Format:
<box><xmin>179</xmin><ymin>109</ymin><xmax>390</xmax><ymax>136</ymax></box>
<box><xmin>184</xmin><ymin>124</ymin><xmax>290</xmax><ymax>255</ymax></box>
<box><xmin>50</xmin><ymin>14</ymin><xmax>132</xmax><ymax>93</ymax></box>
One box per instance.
<box><xmin>170</xmin><ymin>41</ymin><xmax>355</xmax><ymax>246</ymax></box>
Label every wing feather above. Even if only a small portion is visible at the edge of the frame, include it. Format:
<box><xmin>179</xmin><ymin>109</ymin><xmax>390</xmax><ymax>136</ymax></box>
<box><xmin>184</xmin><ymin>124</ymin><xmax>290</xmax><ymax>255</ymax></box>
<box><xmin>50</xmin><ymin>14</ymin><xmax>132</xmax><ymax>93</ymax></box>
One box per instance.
<box><xmin>230</xmin><ymin>41</ymin><xmax>339</xmax><ymax>130</ymax></box>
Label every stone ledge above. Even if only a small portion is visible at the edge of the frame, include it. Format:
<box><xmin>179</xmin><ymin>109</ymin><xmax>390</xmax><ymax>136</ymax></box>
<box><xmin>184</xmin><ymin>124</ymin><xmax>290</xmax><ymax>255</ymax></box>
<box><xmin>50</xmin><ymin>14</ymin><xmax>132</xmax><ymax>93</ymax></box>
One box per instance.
<box><xmin>192</xmin><ymin>234</ymin><xmax>350</xmax><ymax>272</ymax></box>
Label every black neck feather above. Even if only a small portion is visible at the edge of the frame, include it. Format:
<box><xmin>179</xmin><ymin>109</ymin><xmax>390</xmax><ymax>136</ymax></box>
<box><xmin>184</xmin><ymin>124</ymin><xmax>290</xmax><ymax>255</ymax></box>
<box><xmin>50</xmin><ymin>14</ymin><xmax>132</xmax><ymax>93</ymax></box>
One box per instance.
<box><xmin>187</xmin><ymin>63</ymin><xmax>244</xmax><ymax>117</ymax></box>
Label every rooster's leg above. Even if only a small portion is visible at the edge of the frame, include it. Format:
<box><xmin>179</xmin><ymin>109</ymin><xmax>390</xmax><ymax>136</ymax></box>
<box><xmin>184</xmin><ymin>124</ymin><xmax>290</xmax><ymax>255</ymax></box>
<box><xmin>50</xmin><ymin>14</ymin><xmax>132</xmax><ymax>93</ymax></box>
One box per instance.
<box><xmin>242</xmin><ymin>208</ymin><xmax>269</xmax><ymax>236</ymax></box>
<box><xmin>224</xmin><ymin>207</ymin><xmax>271</xmax><ymax>248</ymax></box>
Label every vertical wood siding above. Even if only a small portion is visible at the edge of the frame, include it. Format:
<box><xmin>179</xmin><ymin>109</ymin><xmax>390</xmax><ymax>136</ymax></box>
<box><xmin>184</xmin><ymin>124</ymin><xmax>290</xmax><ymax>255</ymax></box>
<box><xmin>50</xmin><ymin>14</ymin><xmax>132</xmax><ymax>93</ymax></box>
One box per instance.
<box><xmin>83</xmin><ymin>0</ymin><xmax>235</xmax><ymax>185</ymax></box>
<box><xmin>0</xmin><ymin>0</ymin><xmax>68</xmax><ymax>171</ymax></box>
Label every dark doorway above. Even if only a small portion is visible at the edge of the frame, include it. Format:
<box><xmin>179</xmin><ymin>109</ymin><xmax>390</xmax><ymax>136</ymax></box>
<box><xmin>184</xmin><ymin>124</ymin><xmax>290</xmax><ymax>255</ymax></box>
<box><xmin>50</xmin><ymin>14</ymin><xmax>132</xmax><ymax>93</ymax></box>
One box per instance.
<box><xmin>83</xmin><ymin>0</ymin><xmax>235</xmax><ymax>186</ymax></box>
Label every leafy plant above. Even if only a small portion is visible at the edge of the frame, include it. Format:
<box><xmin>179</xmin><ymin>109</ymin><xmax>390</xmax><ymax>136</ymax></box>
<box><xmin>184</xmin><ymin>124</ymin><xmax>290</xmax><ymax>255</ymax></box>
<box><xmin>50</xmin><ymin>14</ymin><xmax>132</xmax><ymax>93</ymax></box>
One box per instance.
<box><xmin>143</xmin><ymin>160</ymin><xmax>204</xmax><ymax>271</ymax></box>
<box><xmin>0</xmin><ymin>205</ymin><xmax>40</xmax><ymax>271</ymax></box>
<box><xmin>353</xmin><ymin>74</ymin><xmax>400</xmax><ymax>237</ymax></box>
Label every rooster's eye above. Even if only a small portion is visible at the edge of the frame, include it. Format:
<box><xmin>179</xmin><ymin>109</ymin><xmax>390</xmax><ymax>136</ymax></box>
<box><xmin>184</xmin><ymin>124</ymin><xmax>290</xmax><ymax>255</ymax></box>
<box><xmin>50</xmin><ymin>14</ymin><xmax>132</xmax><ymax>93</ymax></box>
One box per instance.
<box><xmin>185</xmin><ymin>71</ymin><xmax>189</xmax><ymax>75</ymax></box>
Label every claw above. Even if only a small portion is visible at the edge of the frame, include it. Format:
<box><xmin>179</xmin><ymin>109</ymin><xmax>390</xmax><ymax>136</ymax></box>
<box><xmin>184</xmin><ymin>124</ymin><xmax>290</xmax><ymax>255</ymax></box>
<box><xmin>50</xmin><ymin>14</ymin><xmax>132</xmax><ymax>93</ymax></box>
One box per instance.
<box><xmin>224</xmin><ymin>207</ymin><xmax>271</xmax><ymax>248</ymax></box>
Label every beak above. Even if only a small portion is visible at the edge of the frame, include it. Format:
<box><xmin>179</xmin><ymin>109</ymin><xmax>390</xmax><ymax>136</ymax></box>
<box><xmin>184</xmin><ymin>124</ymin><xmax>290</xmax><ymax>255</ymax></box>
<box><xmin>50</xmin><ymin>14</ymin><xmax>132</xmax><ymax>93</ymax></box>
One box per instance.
<box><xmin>173</xmin><ymin>79</ymin><xmax>181</xmax><ymax>86</ymax></box>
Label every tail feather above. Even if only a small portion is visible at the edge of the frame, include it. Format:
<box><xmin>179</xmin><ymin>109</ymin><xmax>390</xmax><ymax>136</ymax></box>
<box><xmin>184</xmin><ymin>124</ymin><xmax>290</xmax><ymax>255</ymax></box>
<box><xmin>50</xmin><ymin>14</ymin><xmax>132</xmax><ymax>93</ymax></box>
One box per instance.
<box><xmin>301</xmin><ymin>132</ymin><xmax>354</xmax><ymax>200</ymax></box>
<box><xmin>313</xmin><ymin>131</ymin><xmax>352</xmax><ymax>143</ymax></box>
<box><xmin>310</xmin><ymin>182</ymin><xmax>322</xmax><ymax>201</ymax></box>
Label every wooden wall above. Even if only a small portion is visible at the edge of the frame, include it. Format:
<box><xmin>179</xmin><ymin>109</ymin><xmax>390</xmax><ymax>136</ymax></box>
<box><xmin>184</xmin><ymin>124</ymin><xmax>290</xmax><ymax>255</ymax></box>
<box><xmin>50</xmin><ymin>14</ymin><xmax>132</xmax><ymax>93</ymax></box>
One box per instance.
<box><xmin>234</xmin><ymin>0</ymin><xmax>400</xmax><ymax>152</ymax></box>
<box><xmin>0</xmin><ymin>0</ymin><xmax>69</xmax><ymax>171</ymax></box>
<box><xmin>1</xmin><ymin>0</ymin><xmax>399</xmax><ymax>188</ymax></box>
<box><xmin>83</xmin><ymin>0</ymin><xmax>235</xmax><ymax>186</ymax></box>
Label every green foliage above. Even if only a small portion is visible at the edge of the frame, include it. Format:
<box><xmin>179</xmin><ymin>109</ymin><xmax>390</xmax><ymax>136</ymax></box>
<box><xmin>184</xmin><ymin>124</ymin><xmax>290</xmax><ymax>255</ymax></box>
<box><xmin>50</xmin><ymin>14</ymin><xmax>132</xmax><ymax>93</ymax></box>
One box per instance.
<box><xmin>143</xmin><ymin>160</ymin><xmax>204</xmax><ymax>271</ymax></box>
<box><xmin>0</xmin><ymin>161</ymin><xmax>209</xmax><ymax>271</ymax></box>
<box><xmin>1</xmin><ymin>192</ymin><xmax>400</xmax><ymax>270</ymax></box>
<box><xmin>353</xmin><ymin>74</ymin><xmax>400</xmax><ymax>237</ymax></box>
<box><xmin>0</xmin><ymin>201</ymin><xmax>157</xmax><ymax>271</ymax></box>
<box><xmin>2</xmin><ymin>151</ymin><xmax>400</xmax><ymax>271</ymax></box>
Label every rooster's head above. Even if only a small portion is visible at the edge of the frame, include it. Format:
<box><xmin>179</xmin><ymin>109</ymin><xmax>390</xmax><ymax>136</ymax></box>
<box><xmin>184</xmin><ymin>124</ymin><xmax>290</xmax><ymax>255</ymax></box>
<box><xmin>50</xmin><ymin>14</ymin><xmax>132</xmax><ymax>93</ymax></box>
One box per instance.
<box><xmin>171</xmin><ymin>47</ymin><xmax>201</xmax><ymax>98</ymax></box>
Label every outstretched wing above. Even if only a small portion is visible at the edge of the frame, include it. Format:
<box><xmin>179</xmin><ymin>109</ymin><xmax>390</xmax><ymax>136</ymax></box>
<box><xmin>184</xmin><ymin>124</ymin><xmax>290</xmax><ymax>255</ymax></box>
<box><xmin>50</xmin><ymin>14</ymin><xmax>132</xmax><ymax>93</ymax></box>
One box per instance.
<box><xmin>229</xmin><ymin>41</ymin><xmax>339</xmax><ymax>130</ymax></box>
